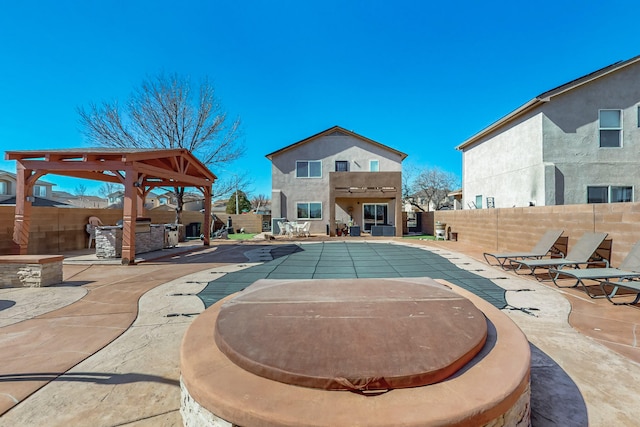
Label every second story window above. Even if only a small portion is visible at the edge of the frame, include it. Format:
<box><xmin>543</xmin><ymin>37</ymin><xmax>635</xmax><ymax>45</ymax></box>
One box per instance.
<box><xmin>296</xmin><ymin>160</ymin><xmax>322</xmax><ymax>178</ymax></box>
<box><xmin>33</xmin><ymin>185</ymin><xmax>46</xmax><ymax>197</ymax></box>
<box><xmin>369</xmin><ymin>159</ymin><xmax>379</xmax><ymax>172</ymax></box>
<box><xmin>599</xmin><ymin>109</ymin><xmax>622</xmax><ymax>147</ymax></box>
<box><xmin>335</xmin><ymin>161</ymin><xmax>348</xmax><ymax>172</ymax></box>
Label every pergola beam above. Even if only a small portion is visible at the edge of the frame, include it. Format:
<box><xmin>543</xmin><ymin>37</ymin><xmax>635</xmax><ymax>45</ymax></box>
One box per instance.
<box><xmin>6</xmin><ymin>148</ymin><xmax>216</xmax><ymax>263</ymax></box>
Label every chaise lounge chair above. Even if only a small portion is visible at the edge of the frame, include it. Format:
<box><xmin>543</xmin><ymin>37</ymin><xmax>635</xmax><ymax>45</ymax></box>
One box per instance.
<box><xmin>599</xmin><ymin>278</ymin><xmax>640</xmax><ymax>305</ymax></box>
<box><xmin>483</xmin><ymin>229</ymin><xmax>565</xmax><ymax>269</ymax></box>
<box><xmin>509</xmin><ymin>232</ymin><xmax>609</xmax><ymax>280</ymax></box>
<box><xmin>549</xmin><ymin>241</ymin><xmax>640</xmax><ymax>299</ymax></box>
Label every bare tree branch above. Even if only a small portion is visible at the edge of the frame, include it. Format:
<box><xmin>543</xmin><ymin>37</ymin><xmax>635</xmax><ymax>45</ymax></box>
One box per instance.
<box><xmin>77</xmin><ymin>72</ymin><xmax>245</xmax><ymax>223</ymax></box>
<box><xmin>406</xmin><ymin>166</ymin><xmax>459</xmax><ymax>211</ymax></box>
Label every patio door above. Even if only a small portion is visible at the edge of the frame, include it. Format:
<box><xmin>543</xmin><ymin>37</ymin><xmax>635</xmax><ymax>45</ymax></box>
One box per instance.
<box><xmin>363</xmin><ymin>203</ymin><xmax>387</xmax><ymax>231</ymax></box>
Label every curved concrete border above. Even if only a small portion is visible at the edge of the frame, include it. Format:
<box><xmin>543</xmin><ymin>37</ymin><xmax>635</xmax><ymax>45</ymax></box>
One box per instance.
<box><xmin>181</xmin><ymin>277</ymin><xmax>531</xmax><ymax>426</ymax></box>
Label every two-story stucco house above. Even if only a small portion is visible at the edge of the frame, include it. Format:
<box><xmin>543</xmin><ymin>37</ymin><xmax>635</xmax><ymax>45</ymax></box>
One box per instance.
<box><xmin>0</xmin><ymin>169</ymin><xmax>57</xmax><ymax>205</ymax></box>
<box><xmin>457</xmin><ymin>54</ymin><xmax>640</xmax><ymax>209</ymax></box>
<box><xmin>266</xmin><ymin>126</ymin><xmax>407</xmax><ymax>237</ymax></box>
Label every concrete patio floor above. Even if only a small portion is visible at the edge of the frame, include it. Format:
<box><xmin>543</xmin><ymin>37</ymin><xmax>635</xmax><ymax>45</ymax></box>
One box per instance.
<box><xmin>0</xmin><ymin>237</ymin><xmax>639</xmax><ymax>426</ymax></box>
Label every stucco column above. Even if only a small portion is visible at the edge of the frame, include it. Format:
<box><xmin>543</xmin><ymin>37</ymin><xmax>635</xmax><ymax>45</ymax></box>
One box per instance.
<box><xmin>329</xmin><ymin>186</ymin><xmax>336</xmax><ymax>237</ymax></box>
<box><xmin>12</xmin><ymin>163</ymin><xmax>33</xmax><ymax>255</ymax></box>
<box><xmin>121</xmin><ymin>170</ymin><xmax>138</xmax><ymax>265</ymax></box>
<box><xmin>395</xmin><ymin>193</ymin><xmax>403</xmax><ymax>237</ymax></box>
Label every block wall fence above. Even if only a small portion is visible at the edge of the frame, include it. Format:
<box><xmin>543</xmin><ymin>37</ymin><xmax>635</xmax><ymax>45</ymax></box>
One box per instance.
<box><xmin>0</xmin><ymin>206</ymin><xmax>267</xmax><ymax>255</ymax></box>
<box><xmin>433</xmin><ymin>202</ymin><xmax>640</xmax><ymax>268</ymax></box>
<box><xmin>3</xmin><ymin>204</ymin><xmax>639</xmax><ymax>265</ymax></box>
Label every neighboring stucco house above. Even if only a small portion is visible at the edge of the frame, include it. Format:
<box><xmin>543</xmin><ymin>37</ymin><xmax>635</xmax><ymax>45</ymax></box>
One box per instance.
<box><xmin>457</xmin><ymin>54</ymin><xmax>640</xmax><ymax>209</ymax></box>
<box><xmin>0</xmin><ymin>169</ymin><xmax>58</xmax><ymax>205</ymax></box>
<box><xmin>51</xmin><ymin>191</ymin><xmax>108</xmax><ymax>208</ymax></box>
<box><xmin>266</xmin><ymin>126</ymin><xmax>407</xmax><ymax>236</ymax></box>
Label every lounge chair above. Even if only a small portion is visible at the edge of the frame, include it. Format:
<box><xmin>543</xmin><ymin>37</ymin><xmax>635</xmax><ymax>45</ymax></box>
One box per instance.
<box><xmin>509</xmin><ymin>232</ymin><xmax>609</xmax><ymax>280</ymax></box>
<box><xmin>483</xmin><ymin>229</ymin><xmax>565</xmax><ymax>269</ymax></box>
<box><xmin>599</xmin><ymin>279</ymin><xmax>640</xmax><ymax>305</ymax></box>
<box><xmin>549</xmin><ymin>241</ymin><xmax>640</xmax><ymax>299</ymax></box>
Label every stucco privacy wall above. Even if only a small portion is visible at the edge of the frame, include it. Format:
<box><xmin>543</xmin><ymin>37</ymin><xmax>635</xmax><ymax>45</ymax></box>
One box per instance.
<box><xmin>435</xmin><ymin>202</ymin><xmax>640</xmax><ymax>267</ymax></box>
<box><xmin>0</xmin><ymin>207</ymin><xmax>206</xmax><ymax>255</ymax></box>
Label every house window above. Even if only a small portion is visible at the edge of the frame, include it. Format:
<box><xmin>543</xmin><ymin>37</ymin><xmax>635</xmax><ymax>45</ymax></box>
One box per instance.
<box><xmin>296</xmin><ymin>160</ymin><xmax>322</xmax><ymax>178</ymax></box>
<box><xmin>33</xmin><ymin>185</ymin><xmax>46</xmax><ymax>197</ymax></box>
<box><xmin>599</xmin><ymin>109</ymin><xmax>622</xmax><ymax>147</ymax></box>
<box><xmin>587</xmin><ymin>186</ymin><xmax>633</xmax><ymax>203</ymax></box>
<box><xmin>0</xmin><ymin>181</ymin><xmax>6</xmax><ymax>195</ymax></box>
<box><xmin>475</xmin><ymin>195</ymin><xmax>483</xmax><ymax>209</ymax></box>
<box><xmin>369</xmin><ymin>160</ymin><xmax>379</xmax><ymax>172</ymax></box>
<box><xmin>611</xmin><ymin>186</ymin><xmax>633</xmax><ymax>202</ymax></box>
<box><xmin>297</xmin><ymin>202</ymin><xmax>322</xmax><ymax>220</ymax></box>
<box><xmin>335</xmin><ymin>161</ymin><xmax>348</xmax><ymax>172</ymax></box>
<box><xmin>363</xmin><ymin>203</ymin><xmax>388</xmax><ymax>231</ymax></box>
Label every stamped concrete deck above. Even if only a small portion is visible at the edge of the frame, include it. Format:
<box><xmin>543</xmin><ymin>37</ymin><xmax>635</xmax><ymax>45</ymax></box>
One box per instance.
<box><xmin>0</xmin><ymin>236</ymin><xmax>639</xmax><ymax>426</ymax></box>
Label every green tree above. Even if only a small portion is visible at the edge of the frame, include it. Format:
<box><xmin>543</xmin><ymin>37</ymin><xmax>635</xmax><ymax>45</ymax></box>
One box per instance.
<box><xmin>78</xmin><ymin>72</ymin><xmax>244</xmax><ymax>223</ymax></box>
<box><xmin>226</xmin><ymin>190</ymin><xmax>252</xmax><ymax>214</ymax></box>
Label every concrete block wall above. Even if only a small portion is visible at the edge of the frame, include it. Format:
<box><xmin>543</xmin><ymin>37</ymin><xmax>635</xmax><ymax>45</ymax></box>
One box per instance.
<box><xmin>0</xmin><ymin>206</ymin><xmax>207</xmax><ymax>255</ymax></box>
<box><xmin>435</xmin><ymin>202</ymin><xmax>640</xmax><ymax>267</ymax></box>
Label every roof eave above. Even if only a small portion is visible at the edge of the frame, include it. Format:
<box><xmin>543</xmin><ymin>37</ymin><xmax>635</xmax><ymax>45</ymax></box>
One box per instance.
<box><xmin>266</xmin><ymin>125</ymin><xmax>408</xmax><ymax>160</ymax></box>
<box><xmin>456</xmin><ymin>98</ymin><xmax>544</xmax><ymax>151</ymax></box>
<box><xmin>457</xmin><ymin>54</ymin><xmax>640</xmax><ymax>152</ymax></box>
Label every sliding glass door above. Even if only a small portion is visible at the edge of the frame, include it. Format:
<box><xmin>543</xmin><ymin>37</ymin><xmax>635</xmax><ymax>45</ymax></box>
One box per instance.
<box><xmin>363</xmin><ymin>203</ymin><xmax>388</xmax><ymax>231</ymax></box>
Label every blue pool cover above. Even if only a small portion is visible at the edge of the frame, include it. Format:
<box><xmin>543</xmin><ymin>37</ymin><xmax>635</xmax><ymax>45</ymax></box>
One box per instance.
<box><xmin>197</xmin><ymin>242</ymin><xmax>507</xmax><ymax>309</ymax></box>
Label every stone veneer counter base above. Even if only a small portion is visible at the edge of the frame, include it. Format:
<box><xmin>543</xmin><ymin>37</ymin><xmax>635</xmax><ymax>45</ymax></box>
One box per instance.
<box><xmin>181</xmin><ymin>277</ymin><xmax>531</xmax><ymax>427</ymax></box>
<box><xmin>0</xmin><ymin>255</ymin><xmax>63</xmax><ymax>288</ymax></box>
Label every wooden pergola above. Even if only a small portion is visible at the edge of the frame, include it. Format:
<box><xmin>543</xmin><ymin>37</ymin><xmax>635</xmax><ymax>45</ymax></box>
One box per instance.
<box><xmin>5</xmin><ymin>148</ymin><xmax>216</xmax><ymax>265</ymax></box>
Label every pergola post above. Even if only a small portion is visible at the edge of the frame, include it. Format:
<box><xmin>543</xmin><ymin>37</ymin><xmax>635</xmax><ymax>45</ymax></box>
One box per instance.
<box><xmin>6</xmin><ymin>148</ymin><xmax>216</xmax><ymax>264</ymax></box>
<box><xmin>121</xmin><ymin>170</ymin><xmax>139</xmax><ymax>265</ymax></box>
<box><xmin>12</xmin><ymin>163</ymin><xmax>33</xmax><ymax>255</ymax></box>
<box><xmin>203</xmin><ymin>185</ymin><xmax>212</xmax><ymax>246</ymax></box>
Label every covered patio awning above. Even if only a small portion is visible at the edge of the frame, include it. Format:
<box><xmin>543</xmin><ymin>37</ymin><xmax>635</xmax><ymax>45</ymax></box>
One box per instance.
<box><xmin>5</xmin><ymin>148</ymin><xmax>216</xmax><ymax>264</ymax></box>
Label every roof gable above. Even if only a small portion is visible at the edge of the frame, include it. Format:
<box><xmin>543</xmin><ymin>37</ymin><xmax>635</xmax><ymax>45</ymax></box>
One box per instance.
<box><xmin>457</xmin><ymin>54</ymin><xmax>640</xmax><ymax>150</ymax></box>
<box><xmin>265</xmin><ymin>126</ymin><xmax>407</xmax><ymax>160</ymax></box>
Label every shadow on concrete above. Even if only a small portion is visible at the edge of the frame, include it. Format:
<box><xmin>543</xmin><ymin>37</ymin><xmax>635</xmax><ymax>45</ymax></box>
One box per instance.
<box><xmin>146</xmin><ymin>244</ymin><xmax>303</xmax><ymax>265</ymax></box>
<box><xmin>530</xmin><ymin>343</ymin><xmax>588</xmax><ymax>426</ymax></box>
<box><xmin>0</xmin><ymin>300</ymin><xmax>16</xmax><ymax>311</ymax></box>
<box><xmin>0</xmin><ymin>372</ymin><xmax>179</xmax><ymax>387</ymax></box>
<box><xmin>52</xmin><ymin>281</ymin><xmax>93</xmax><ymax>288</ymax></box>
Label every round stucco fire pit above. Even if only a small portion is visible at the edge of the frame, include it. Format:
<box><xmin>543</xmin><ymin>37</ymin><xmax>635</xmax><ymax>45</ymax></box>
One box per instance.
<box><xmin>181</xmin><ymin>277</ymin><xmax>531</xmax><ymax>426</ymax></box>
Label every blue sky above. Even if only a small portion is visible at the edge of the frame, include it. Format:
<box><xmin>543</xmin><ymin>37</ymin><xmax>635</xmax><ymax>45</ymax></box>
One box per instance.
<box><xmin>1</xmin><ymin>0</ymin><xmax>638</xmax><ymax>198</ymax></box>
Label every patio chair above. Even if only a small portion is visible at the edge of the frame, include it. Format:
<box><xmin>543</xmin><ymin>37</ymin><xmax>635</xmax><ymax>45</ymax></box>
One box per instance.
<box><xmin>509</xmin><ymin>232</ymin><xmax>608</xmax><ymax>280</ymax></box>
<box><xmin>549</xmin><ymin>240</ymin><xmax>640</xmax><ymax>299</ymax></box>
<box><xmin>298</xmin><ymin>222</ymin><xmax>310</xmax><ymax>237</ymax></box>
<box><xmin>483</xmin><ymin>229</ymin><xmax>564</xmax><ymax>269</ymax></box>
<box><xmin>283</xmin><ymin>222</ymin><xmax>294</xmax><ymax>238</ymax></box>
<box><xmin>277</xmin><ymin>221</ymin><xmax>287</xmax><ymax>236</ymax></box>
